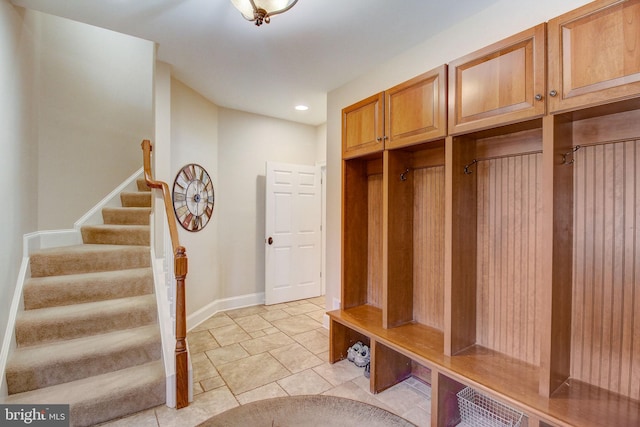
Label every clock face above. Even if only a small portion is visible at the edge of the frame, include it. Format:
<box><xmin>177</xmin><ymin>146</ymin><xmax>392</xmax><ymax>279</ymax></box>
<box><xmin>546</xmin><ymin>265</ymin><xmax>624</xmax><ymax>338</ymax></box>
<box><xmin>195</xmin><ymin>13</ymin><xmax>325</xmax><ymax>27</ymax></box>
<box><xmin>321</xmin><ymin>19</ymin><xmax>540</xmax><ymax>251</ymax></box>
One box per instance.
<box><xmin>172</xmin><ymin>163</ymin><xmax>215</xmax><ymax>232</ymax></box>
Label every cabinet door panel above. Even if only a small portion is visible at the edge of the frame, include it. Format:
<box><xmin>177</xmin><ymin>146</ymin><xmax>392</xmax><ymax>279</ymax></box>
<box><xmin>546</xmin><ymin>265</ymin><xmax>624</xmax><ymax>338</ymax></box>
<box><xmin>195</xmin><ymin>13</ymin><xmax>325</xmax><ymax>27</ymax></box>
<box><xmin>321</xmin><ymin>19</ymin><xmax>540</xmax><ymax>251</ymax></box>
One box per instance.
<box><xmin>449</xmin><ymin>24</ymin><xmax>546</xmax><ymax>135</ymax></box>
<box><xmin>549</xmin><ymin>0</ymin><xmax>640</xmax><ymax>112</ymax></box>
<box><xmin>342</xmin><ymin>93</ymin><xmax>384</xmax><ymax>158</ymax></box>
<box><xmin>460</xmin><ymin>47</ymin><xmax>527</xmax><ymax>118</ymax></box>
<box><xmin>385</xmin><ymin>65</ymin><xmax>447</xmax><ymax>149</ymax></box>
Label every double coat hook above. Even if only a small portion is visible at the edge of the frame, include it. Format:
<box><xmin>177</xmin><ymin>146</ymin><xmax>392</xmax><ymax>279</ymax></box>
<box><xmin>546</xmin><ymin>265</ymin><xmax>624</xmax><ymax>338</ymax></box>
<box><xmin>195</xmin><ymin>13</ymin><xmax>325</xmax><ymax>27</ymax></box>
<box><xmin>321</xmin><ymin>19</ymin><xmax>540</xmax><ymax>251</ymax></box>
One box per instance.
<box><xmin>463</xmin><ymin>159</ymin><xmax>478</xmax><ymax>175</ymax></box>
<box><xmin>562</xmin><ymin>145</ymin><xmax>581</xmax><ymax>165</ymax></box>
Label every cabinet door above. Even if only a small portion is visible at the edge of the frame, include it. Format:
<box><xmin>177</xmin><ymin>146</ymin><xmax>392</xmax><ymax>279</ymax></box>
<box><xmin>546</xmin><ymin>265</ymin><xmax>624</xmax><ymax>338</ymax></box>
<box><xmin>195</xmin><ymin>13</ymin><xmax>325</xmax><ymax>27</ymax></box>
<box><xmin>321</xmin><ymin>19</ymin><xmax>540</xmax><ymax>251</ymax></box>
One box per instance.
<box><xmin>448</xmin><ymin>24</ymin><xmax>546</xmax><ymax>135</ymax></box>
<box><xmin>548</xmin><ymin>0</ymin><xmax>640</xmax><ymax>113</ymax></box>
<box><xmin>342</xmin><ymin>93</ymin><xmax>384</xmax><ymax>159</ymax></box>
<box><xmin>385</xmin><ymin>65</ymin><xmax>447</xmax><ymax>149</ymax></box>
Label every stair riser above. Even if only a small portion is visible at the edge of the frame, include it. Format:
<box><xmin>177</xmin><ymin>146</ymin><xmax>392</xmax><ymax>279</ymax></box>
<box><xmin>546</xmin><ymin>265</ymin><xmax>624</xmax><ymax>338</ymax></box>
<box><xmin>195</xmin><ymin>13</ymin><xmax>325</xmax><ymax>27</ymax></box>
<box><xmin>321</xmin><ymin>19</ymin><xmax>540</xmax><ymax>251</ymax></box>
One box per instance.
<box><xmin>15</xmin><ymin>302</ymin><xmax>157</xmax><ymax>347</ymax></box>
<box><xmin>6</xmin><ymin>337</ymin><xmax>161</xmax><ymax>394</ymax></box>
<box><xmin>70</xmin><ymin>369</ymin><xmax>165</xmax><ymax>427</ymax></box>
<box><xmin>23</xmin><ymin>269</ymin><xmax>153</xmax><ymax>310</ymax></box>
<box><xmin>120</xmin><ymin>192</ymin><xmax>151</xmax><ymax>208</ymax></box>
<box><xmin>73</xmin><ymin>379</ymin><xmax>164</xmax><ymax>427</ymax></box>
<box><xmin>102</xmin><ymin>207</ymin><xmax>151</xmax><ymax>225</ymax></box>
<box><xmin>81</xmin><ymin>226</ymin><xmax>150</xmax><ymax>246</ymax></box>
<box><xmin>30</xmin><ymin>247</ymin><xmax>150</xmax><ymax>277</ymax></box>
<box><xmin>3</xmin><ymin>361</ymin><xmax>166</xmax><ymax>427</ymax></box>
<box><xmin>136</xmin><ymin>179</ymin><xmax>151</xmax><ymax>192</ymax></box>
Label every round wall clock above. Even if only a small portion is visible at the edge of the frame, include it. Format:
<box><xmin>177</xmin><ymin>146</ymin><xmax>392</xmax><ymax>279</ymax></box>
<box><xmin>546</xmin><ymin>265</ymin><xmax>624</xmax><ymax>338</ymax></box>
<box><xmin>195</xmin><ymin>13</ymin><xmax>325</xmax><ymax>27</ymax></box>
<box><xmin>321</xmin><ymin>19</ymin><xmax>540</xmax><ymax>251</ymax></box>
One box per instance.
<box><xmin>172</xmin><ymin>163</ymin><xmax>215</xmax><ymax>232</ymax></box>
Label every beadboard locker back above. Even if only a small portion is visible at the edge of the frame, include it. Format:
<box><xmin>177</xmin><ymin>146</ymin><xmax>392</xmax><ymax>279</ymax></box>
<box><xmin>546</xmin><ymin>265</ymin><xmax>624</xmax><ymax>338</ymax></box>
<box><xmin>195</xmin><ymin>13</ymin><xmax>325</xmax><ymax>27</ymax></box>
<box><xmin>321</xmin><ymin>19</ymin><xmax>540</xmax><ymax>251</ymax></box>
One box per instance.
<box><xmin>475</xmin><ymin>153</ymin><xmax>543</xmax><ymax>366</ymax></box>
<box><xmin>413</xmin><ymin>166</ymin><xmax>446</xmax><ymax>330</ymax></box>
<box><xmin>367</xmin><ymin>172</ymin><xmax>383</xmax><ymax>308</ymax></box>
<box><xmin>571</xmin><ymin>138</ymin><xmax>640</xmax><ymax>400</ymax></box>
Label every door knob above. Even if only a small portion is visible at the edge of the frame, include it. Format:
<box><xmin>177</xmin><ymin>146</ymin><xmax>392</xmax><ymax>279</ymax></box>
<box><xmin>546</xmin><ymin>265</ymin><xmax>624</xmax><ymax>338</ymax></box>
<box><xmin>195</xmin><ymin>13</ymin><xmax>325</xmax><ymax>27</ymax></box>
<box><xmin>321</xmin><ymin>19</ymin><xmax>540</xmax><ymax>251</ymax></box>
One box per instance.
<box><xmin>267</xmin><ymin>237</ymin><xmax>273</xmax><ymax>245</ymax></box>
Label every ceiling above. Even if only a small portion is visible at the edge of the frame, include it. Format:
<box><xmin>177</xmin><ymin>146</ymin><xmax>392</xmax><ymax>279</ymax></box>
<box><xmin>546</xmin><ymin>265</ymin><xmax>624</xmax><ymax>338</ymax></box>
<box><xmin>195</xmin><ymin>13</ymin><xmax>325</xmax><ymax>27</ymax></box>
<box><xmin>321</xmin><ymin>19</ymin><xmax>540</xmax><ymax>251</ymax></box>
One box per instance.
<box><xmin>12</xmin><ymin>0</ymin><xmax>499</xmax><ymax>126</ymax></box>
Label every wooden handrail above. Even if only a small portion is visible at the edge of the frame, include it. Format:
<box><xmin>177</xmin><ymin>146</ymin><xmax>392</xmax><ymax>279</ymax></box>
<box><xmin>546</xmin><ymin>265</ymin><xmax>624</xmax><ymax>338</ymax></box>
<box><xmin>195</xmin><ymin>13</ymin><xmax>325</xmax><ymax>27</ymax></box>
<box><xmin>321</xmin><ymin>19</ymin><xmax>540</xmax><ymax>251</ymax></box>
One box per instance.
<box><xmin>141</xmin><ymin>140</ymin><xmax>189</xmax><ymax>409</ymax></box>
<box><xmin>142</xmin><ymin>140</ymin><xmax>180</xmax><ymax>254</ymax></box>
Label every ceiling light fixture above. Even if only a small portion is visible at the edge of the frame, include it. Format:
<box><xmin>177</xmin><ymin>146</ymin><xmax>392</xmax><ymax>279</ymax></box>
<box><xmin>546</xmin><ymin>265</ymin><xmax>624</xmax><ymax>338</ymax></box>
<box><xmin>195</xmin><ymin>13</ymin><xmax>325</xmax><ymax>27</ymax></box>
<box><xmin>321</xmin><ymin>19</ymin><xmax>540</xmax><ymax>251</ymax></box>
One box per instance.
<box><xmin>295</xmin><ymin>105</ymin><xmax>309</xmax><ymax>111</ymax></box>
<box><xmin>230</xmin><ymin>0</ymin><xmax>298</xmax><ymax>26</ymax></box>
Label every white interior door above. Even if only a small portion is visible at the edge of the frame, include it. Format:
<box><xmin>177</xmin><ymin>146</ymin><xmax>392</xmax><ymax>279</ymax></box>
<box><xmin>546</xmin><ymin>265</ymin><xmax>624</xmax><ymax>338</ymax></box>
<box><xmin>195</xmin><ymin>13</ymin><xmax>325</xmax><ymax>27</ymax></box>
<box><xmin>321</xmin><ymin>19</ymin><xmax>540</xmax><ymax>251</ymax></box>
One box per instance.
<box><xmin>265</xmin><ymin>162</ymin><xmax>321</xmax><ymax>305</ymax></box>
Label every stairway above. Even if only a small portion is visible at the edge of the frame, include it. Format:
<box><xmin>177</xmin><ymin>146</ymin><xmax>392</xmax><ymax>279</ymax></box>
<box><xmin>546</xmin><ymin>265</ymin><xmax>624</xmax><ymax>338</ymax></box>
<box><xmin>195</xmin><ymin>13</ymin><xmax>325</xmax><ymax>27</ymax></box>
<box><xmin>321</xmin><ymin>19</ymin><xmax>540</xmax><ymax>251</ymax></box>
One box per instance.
<box><xmin>3</xmin><ymin>179</ymin><xmax>165</xmax><ymax>426</ymax></box>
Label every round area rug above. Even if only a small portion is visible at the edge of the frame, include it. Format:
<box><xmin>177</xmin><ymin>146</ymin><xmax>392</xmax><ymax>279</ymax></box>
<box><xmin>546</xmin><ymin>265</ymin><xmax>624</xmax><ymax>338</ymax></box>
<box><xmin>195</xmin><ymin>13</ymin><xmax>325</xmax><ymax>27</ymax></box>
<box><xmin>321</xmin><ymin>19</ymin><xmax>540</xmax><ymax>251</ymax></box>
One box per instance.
<box><xmin>197</xmin><ymin>395</ymin><xmax>416</xmax><ymax>427</ymax></box>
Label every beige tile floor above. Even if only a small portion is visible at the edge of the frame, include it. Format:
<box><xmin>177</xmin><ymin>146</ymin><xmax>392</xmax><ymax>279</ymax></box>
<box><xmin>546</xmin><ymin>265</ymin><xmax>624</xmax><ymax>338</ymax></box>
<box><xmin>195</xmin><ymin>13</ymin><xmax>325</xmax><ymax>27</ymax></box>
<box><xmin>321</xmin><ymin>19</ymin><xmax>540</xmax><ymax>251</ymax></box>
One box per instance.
<box><xmin>100</xmin><ymin>297</ymin><xmax>431</xmax><ymax>426</ymax></box>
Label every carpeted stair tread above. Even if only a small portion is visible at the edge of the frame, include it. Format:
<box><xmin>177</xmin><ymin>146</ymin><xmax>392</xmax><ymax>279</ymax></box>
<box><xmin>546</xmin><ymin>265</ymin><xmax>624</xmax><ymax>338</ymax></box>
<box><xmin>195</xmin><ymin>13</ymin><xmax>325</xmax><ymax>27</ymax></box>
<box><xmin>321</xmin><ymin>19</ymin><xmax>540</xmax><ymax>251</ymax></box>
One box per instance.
<box><xmin>6</xmin><ymin>324</ymin><xmax>161</xmax><ymax>394</ymax></box>
<box><xmin>81</xmin><ymin>224</ymin><xmax>150</xmax><ymax>246</ymax></box>
<box><xmin>15</xmin><ymin>294</ymin><xmax>158</xmax><ymax>347</ymax></box>
<box><xmin>120</xmin><ymin>191</ymin><xmax>151</xmax><ymax>208</ymax></box>
<box><xmin>30</xmin><ymin>244</ymin><xmax>150</xmax><ymax>277</ymax></box>
<box><xmin>23</xmin><ymin>267</ymin><xmax>153</xmax><ymax>310</ymax></box>
<box><xmin>102</xmin><ymin>206</ymin><xmax>151</xmax><ymax>225</ymax></box>
<box><xmin>3</xmin><ymin>360</ymin><xmax>166</xmax><ymax>427</ymax></box>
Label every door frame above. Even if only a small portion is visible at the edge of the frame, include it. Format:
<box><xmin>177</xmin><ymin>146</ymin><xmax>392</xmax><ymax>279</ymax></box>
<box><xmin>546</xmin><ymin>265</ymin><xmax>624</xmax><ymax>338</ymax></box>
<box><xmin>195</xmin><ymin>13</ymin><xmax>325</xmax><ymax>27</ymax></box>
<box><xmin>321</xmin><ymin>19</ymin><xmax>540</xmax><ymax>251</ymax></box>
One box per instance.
<box><xmin>319</xmin><ymin>162</ymin><xmax>327</xmax><ymax>296</ymax></box>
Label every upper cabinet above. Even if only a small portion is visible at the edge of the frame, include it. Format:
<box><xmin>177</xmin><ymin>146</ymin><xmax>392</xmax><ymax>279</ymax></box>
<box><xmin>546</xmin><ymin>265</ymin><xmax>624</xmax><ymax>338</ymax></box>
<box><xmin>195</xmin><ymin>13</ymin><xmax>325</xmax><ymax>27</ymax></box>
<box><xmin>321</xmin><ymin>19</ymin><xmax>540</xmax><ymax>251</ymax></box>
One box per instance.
<box><xmin>448</xmin><ymin>24</ymin><xmax>546</xmax><ymax>135</ymax></box>
<box><xmin>342</xmin><ymin>93</ymin><xmax>384</xmax><ymax>159</ymax></box>
<box><xmin>384</xmin><ymin>65</ymin><xmax>447</xmax><ymax>150</ymax></box>
<box><xmin>548</xmin><ymin>0</ymin><xmax>640</xmax><ymax>113</ymax></box>
<box><xmin>342</xmin><ymin>66</ymin><xmax>447</xmax><ymax>158</ymax></box>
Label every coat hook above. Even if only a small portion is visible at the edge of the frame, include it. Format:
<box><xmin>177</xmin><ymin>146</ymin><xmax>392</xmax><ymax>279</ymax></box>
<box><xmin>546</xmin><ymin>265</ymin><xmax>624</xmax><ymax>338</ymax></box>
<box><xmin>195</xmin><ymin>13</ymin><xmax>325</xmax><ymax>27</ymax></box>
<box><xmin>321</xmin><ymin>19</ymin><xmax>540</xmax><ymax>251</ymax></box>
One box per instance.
<box><xmin>562</xmin><ymin>145</ymin><xmax>581</xmax><ymax>165</ymax></box>
<box><xmin>464</xmin><ymin>159</ymin><xmax>478</xmax><ymax>175</ymax></box>
<box><xmin>400</xmin><ymin>168</ymin><xmax>410</xmax><ymax>181</ymax></box>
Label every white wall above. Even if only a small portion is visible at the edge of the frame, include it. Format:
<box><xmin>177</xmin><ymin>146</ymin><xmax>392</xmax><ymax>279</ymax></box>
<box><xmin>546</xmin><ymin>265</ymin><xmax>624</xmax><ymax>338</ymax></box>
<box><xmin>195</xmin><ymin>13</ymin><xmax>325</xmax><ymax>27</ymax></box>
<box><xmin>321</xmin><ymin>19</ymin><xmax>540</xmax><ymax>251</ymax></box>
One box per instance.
<box><xmin>324</xmin><ymin>0</ymin><xmax>593</xmax><ymax>310</ymax></box>
<box><xmin>316</xmin><ymin>123</ymin><xmax>327</xmax><ymax>164</ymax></box>
<box><xmin>153</xmin><ymin>61</ymin><xmax>172</xmax><ymax>257</ymax></box>
<box><xmin>35</xmin><ymin>12</ymin><xmax>154</xmax><ymax>230</ymax></box>
<box><xmin>0</xmin><ymin>1</ymin><xmax>38</xmax><ymax>344</ymax></box>
<box><xmin>157</xmin><ymin>78</ymin><xmax>320</xmax><ymax>320</ymax></box>
<box><xmin>217</xmin><ymin>108</ymin><xmax>318</xmax><ymax>300</ymax></box>
<box><xmin>169</xmin><ymin>78</ymin><xmax>220</xmax><ymax>315</ymax></box>
<box><xmin>158</xmin><ymin>78</ymin><xmax>321</xmax><ymax>318</ymax></box>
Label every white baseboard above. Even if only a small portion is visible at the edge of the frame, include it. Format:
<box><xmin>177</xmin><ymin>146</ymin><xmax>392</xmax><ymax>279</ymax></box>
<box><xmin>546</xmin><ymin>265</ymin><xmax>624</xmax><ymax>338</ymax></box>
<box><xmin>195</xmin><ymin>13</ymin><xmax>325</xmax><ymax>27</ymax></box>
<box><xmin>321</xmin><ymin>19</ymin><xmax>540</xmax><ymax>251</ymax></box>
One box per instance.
<box><xmin>187</xmin><ymin>293</ymin><xmax>265</xmax><ymax>332</ymax></box>
<box><xmin>23</xmin><ymin>229</ymin><xmax>82</xmax><ymax>255</ymax></box>
<box><xmin>0</xmin><ymin>256</ymin><xmax>29</xmax><ymax>400</ymax></box>
<box><xmin>322</xmin><ymin>313</ymin><xmax>330</xmax><ymax>330</ymax></box>
<box><xmin>74</xmin><ymin>168</ymin><xmax>143</xmax><ymax>228</ymax></box>
<box><xmin>187</xmin><ymin>293</ymin><xmax>330</xmax><ymax>332</ymax></box>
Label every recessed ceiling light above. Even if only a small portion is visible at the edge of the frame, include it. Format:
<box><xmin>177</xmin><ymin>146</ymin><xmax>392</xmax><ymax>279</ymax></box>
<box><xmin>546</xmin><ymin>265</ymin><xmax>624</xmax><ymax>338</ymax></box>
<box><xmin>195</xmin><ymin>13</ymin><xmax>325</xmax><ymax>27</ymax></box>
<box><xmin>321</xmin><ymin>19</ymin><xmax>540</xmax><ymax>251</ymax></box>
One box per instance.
<box><xmin>295</xmin><ymin>105</ymin><xmax>309</xmax><ymax>111</ymax></box>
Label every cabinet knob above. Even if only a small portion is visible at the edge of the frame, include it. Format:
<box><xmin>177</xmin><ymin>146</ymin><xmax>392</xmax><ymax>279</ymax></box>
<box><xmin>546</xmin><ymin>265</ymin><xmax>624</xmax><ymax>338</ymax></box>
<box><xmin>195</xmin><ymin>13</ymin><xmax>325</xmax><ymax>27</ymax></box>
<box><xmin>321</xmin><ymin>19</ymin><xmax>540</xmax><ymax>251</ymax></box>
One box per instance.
<box><xmin>376</xmin><ymin>137</ymin><xmax>382</xmax><ymax>142</ymax></box>
<box><xmin>549</xmin><ymin>90</ymin><xmax>558</xmax><ymax>97</ymax></box>
<box><xmin>383</xmin><ymin>135</ymin><xmax>389</xmax><ymax>140</ymax></box>
<box><xmin>535</xmin><ymin>94</ymin><xmax>543</xmax><ymax>101</ymax></box>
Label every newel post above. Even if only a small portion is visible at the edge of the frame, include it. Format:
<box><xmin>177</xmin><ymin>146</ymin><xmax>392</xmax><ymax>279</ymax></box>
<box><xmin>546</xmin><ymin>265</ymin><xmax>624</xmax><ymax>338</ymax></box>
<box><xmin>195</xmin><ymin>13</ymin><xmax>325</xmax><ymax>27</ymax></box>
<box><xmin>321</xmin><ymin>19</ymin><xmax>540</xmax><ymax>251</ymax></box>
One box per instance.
<box><xmin>174</xmin><ymin>246</ymin><xmax>189</xmax><ymax>409</ymax></box>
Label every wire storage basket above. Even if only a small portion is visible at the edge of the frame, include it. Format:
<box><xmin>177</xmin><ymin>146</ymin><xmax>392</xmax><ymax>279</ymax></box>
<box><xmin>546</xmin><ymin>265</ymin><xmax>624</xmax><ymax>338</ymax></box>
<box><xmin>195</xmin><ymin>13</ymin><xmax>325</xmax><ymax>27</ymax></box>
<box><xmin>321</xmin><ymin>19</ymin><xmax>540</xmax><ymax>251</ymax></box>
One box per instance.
<box><xmin>456</xmin><ymin>387</ymin><xmax>524</xmax><ymax>427</ymax></box>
